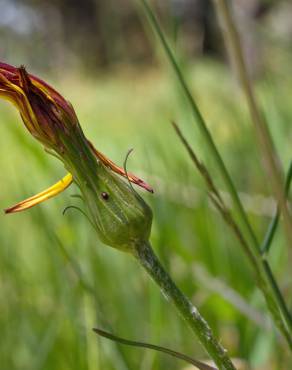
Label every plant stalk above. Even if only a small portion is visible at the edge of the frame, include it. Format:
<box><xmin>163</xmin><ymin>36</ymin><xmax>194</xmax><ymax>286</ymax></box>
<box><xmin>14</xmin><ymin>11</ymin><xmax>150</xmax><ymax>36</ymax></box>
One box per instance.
<box><xmin>139</xmin><ymin>0</ymin><xmax>258</xmax><ymax>254</ymax></box>
<box><xmin>134</xmin><ymin>241</ymin><xmax>236</xmax><ymax>370</ymax></box>
<box><xmin>173</xmin><ymin>121</ymin><xmax>292</xmax><ymax>347</ymax></box>
<box><xmin>213</xmin><ymin>0</ymin><xmax>292</xmax><ymax>249</ymax></box>
<box><xmin>261</xmin><ymin>160</ymin><xmax>292</xmax><ymax>254</ymax></box>
<box><xmin>139</xmin><ymin>0</ymin><xmax>292</xmax><ymax>346</ymax></box>
<box><xmin>93</xmin><ymin>328</ymin><xmax>216</xmax><ymax>370</ymax></box>
<box><xmin>213</xmin><ymin>0</ymin><xmax>292</xmax><ymax>337</ymax></box>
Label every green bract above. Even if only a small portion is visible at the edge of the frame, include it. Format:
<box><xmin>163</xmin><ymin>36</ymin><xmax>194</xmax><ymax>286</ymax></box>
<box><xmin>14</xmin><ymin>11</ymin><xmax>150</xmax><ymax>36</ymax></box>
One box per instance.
<box><xmin>83</xmin><ymin>163</ymin><xmax>153</xmax><ymax>252</ymax></box>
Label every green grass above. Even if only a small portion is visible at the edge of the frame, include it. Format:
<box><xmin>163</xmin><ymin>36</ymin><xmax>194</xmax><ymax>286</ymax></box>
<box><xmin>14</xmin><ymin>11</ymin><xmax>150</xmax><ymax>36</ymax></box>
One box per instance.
<box><xmin>0</xmin><ymin>60</ymin><xmax>292</xmax><ymax>369</ymax></box>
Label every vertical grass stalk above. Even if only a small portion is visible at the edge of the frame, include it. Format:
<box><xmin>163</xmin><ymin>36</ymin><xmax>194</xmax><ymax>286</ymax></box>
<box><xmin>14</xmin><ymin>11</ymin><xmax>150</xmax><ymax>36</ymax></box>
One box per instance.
<box><xmin>138</xmin><ymin>0</ymin><xmax>292</xmax><ymax>347</ymax></box>
<box><xmin>213</xmin><ymin>0</ymin><xmax>292</xmax><ymax>336</ymax></box>
<box><xmin>138</xmin><ymin>0</ymin><xmax>258</xmax><ymax>253</ymax></box>
<box><xmin>213</xmin><ymin>0</ymin><xmax>292</xmax><ymax>248</ymax></box>
<box><xmin>173</xmin><ymin>121</ymin><xmax>292</xmax><ymax>348</ymax></box>
<box><xmin>261</xmin><ymin>161</ymin><xmax>292</xmax><ymax>254</ymax></box>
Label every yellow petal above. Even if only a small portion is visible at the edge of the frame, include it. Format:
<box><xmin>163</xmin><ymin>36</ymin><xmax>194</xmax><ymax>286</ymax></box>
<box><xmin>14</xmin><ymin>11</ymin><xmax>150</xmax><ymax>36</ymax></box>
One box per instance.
<box><xmin>5</xmin><ymin>173</ymin><xmax>73</xmax><ymax>214</ymax></box>
<box><xmin>0</xmin><ymin>73</ymin><xmax>39</xmax><ymax>133</ymax></box>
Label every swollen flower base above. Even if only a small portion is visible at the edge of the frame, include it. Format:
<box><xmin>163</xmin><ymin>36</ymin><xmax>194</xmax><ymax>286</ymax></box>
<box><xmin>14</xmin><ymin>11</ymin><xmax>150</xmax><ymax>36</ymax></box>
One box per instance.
<box><xmin>0</xmin><ymin>62</ymin><xmax>235</xmax><ymax>369</ymax></box>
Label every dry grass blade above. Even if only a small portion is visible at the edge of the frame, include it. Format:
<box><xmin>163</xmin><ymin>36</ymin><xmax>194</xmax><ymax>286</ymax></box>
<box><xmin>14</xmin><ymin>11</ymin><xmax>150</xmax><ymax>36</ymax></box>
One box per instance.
<box><xmin>172</xmin><ymin>121</ymin><xmax>258</xmax><ymax>268</ymax></box>
<box><xmin>213</xmin><ymin>0</ymin><xmax>292</xmax><ymax>250</ymax></box>
<box><xmin>171</xmin><ymin>122</ymin><xmax>224</xmax><ymax>210</ymax></box>
<box><xmin>172</xmin><ymin>121</ymin><xmax>292</xmax><ymax>347</ymax></box>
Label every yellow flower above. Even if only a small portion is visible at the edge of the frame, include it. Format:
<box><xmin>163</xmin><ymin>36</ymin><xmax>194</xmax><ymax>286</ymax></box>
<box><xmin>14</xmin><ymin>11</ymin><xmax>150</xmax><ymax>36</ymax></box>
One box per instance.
<box><xmin>0</xmin><ymin>62</ymin><xmax>153</xmax><ymax>215</ymax></box>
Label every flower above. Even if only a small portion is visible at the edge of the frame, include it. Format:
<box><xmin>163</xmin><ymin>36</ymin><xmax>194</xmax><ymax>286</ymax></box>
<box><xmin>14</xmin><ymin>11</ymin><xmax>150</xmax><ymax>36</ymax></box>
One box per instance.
<box><xmin>1</xmin><ymin>62</ymin><xmax>153</xmax><ymax>252</ymax></box>
<box><xmin>0</xmin><ymin>62</ymin><xmax>153</xmax><ymax>216</ymax></box>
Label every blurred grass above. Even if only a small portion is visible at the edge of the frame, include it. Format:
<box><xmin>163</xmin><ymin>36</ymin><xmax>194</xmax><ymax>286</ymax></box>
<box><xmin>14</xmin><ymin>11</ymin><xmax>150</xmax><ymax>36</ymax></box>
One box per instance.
<box><xmin>1</xmin><ymin>60</ymin><xmax>292</xmax><ymax>369</ymax></box>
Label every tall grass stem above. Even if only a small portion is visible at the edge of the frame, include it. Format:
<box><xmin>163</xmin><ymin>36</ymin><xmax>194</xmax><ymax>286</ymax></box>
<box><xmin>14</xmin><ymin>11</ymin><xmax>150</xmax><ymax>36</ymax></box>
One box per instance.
<box><xmin>172</xmin><ymin>121</ymin><xmax>292</xmax><ymax>347</ymax></box>
<box><xmin>213</xmin><ymin>0</ymin><xmax>292</xmax><ymax>249</ymax></box>
<box><xmin>261</xmin><ymin>160</ymin><xmax>292</xmax><ymax>254</ymax></box>
<box><xmin>139</xmin><ymin>0</ymin><xmax>258</xmax><ymax>253</ymax></box>
<box><xmin>138</xmin><ymin>0</ymin><xmax>292</xmax><ymax>347</ymax></box>
<box><xmin>213</xmin><ymin>0</ymin><xmax>292</xmax><ymax>337</ymax></box>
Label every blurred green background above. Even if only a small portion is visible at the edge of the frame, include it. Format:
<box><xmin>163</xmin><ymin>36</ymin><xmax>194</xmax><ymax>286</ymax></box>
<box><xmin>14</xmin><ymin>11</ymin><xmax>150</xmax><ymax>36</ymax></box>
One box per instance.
<box><xmin>1</xmin><ymin>0</ymin><xmax>292</xmax><ymax>369</ymax></box>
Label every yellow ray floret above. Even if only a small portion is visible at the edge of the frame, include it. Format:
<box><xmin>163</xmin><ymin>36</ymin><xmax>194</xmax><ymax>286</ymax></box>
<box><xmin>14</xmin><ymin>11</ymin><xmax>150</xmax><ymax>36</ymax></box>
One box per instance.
<box><xmin>5</xmin><ymin>173</ymin><xmax>73</xmax><ymax>214</ymax></box>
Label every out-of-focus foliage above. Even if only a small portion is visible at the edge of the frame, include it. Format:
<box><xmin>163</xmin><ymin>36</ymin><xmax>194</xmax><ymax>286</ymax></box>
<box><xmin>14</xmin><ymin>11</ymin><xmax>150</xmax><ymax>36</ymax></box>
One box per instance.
<box><xmin>1</xmin><ymin>1</ymin><xmax>292</xmax><ymax>369</ymax></box>
<box><xmin>1</xmin><ymin>0</ymin><xmax>291</xmax><ymax>73</ymax></box>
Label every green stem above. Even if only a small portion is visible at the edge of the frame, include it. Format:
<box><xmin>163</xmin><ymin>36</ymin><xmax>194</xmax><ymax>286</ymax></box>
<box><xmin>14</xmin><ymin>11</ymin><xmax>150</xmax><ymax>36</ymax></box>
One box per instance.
<box><xmin>212</xmin><ymin>5</ymin><xmax>292</xmax><ymax>336</ymax></box>
<box><xmin>139</xmin><ymin>0</ymin><xmax>292</xmax><ymax>347</ymax></box>
<box><xmin>213</xmin><ymin>0</ymin><xmax>292</xmax><ymax>249</ymax></box>
<box><xmin>173</xmin><ymin>121</ymin><xmax>292</xmax><ymax>347</ymax></box>
<box><xmin>261</xmin><ymin>160</ymin><xmax>292</xmax><ymax>254</ymax></box>
<box><xmin>93</xmin><ymin>328</ymin><xmax>216</xmax><ymax>370</ymax></box>
<box><xmin>262</xmin><ymin>260</ymin><xmax>292</xmax><ymax>332</ymax></box>
<box><xmin>139</xmin><ymin>0</ymin><xmax>258</xmax><ymax>253</ymax></box>
<box><xmin>134</xmin><ymin>241</ymin><xmax>236</xmax><ymax>370</ymax></box>
<box><xmin>259</xmin><ymin>161</ymin><xmax>292</xmax><ymax>332</ymax></box>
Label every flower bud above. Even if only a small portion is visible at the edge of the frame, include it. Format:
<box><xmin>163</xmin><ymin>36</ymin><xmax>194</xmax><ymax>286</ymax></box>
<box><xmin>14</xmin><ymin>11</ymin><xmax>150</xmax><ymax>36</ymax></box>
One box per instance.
<box><xmin>77</xmin><ymin>162</ymin><xmax>153</xmax><ymax>252</ymax></box>
<box><xmin>0</xmin><ymin>62</ymin><xmax>153</xmax><ymax>252</ymax></box>
<box><xmin>0</xmin><ymin>63</ymin><xmax>79</xmax><ymax>151</ymax></box>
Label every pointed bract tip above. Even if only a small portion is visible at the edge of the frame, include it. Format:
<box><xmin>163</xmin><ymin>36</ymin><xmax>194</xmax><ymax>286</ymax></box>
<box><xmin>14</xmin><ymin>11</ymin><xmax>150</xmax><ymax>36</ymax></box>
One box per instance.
<box><xmin>136</xmin><ymin>179</ymin><xmax>154</xmax><ymax>193</ymax></box>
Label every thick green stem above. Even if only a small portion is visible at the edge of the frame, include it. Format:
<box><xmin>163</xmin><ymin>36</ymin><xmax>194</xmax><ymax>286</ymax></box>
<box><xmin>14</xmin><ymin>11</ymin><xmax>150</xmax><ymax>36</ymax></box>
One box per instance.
<box><xmin>134</xmin><ymin>241</ymin><xmax>236</xmax><ymax>370</ymax></box>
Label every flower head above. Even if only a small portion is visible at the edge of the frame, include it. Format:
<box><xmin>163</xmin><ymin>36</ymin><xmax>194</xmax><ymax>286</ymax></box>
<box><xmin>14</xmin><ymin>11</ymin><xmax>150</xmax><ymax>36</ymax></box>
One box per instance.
<box><xmin>0</xmin><ymin>62</ymin><xmax>78</xmax><ymax>149</ymax></box>
<box><xmin>0</xmin><ymin>62</ymin><xmax>153</xmax><ymax>251</ymax></box>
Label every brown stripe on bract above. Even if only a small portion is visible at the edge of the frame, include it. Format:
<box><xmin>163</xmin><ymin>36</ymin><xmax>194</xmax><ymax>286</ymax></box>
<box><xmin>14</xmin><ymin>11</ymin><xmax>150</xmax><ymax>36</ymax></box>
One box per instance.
<box><xmin>87</xmin><ymin>140</ymin><xmax>154</xmax><ymax>193</ymax></box>
<box><xmin>18</xmin><ymin>66</ymin><xmax>33</xmax><ymax>93</ymax></box>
